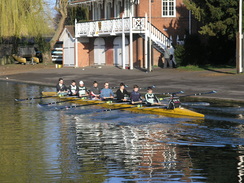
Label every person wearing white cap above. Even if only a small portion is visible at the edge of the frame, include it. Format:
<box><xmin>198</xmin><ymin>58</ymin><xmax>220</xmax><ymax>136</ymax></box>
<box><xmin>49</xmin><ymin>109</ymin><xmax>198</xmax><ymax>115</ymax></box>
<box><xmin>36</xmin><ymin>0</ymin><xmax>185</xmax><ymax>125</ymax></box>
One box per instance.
<box><xmin>78</xmin><ymin>80</ymin><xmax>88</xmax><ymax>98</ymax></box>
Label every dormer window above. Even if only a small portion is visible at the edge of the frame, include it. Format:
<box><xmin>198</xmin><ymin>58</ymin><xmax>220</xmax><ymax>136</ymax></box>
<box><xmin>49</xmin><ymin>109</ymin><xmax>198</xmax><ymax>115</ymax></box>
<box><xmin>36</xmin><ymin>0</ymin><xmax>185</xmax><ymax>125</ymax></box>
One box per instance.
<box><xmin>162</xmin><ymin>0</ymin><xmax>176</xmax><ymax>17</ymax></box>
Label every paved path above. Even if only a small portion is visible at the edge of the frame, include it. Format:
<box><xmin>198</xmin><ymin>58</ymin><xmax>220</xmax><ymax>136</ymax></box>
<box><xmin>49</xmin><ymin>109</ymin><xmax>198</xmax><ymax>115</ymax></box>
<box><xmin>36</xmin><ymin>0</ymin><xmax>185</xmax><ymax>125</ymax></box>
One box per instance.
<box><xmin>1</xmin><ymin>66</ymin><xmax>243</xmax><ymax>102</ymax></box>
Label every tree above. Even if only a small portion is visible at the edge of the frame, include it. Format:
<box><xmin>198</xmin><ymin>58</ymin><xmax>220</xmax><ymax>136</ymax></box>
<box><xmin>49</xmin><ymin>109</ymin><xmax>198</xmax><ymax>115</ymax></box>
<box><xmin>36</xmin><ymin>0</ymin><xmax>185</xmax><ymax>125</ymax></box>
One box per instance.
<box><xmin>0</xmin><ymin>0</ymin><xmax>53</xmax><ymax>38</ymax></box>
<box><xmin>183</xmin><ymin>0</ymin><xmax>239</xmax><ymax>40</ymax></box>
<box><xmin>49</xmin><ymin>0</ymin><xmax>69</xmax><ymax>50</ymax></box>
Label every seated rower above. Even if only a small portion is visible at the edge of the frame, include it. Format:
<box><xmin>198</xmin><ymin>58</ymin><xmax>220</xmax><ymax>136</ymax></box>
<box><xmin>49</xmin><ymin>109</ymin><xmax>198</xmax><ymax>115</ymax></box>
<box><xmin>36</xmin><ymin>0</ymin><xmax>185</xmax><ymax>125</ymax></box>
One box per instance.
<box><xmin>68</xmin><ymin>80</ymin><xmax>79</xmax><ymax>96</ymax></box>
<box><xmin>56</xmin><ymin>78</ymin><xmax>68</xmax><ymax>95</ymax></box>
<box><xmin>116</xmin><ymin>83</ymin><xmax>130</xmax><ymax>102</ymax></box>
<box><xmin>90</xmin><ymin>81</ymin><xmax>100</xmax><ymax>100</ymax></box>
<box><xmin>130</xmin><ymin>85</ymin><xmax>143</xmax><ymax>104</ymax></box>
<box><xmin>78</xmin><ymin>80</ymin><xmax>89</xmax><ymax>98</ymax></box>
<box><xmin>100</xmin><ymin>82</ymin><xmax>114</xmax><ymax>101</ymax></box>
<box><xmin>145</xmin><ymin>87</ymin><xmax>161</xmax><ymax>106</ymax></box>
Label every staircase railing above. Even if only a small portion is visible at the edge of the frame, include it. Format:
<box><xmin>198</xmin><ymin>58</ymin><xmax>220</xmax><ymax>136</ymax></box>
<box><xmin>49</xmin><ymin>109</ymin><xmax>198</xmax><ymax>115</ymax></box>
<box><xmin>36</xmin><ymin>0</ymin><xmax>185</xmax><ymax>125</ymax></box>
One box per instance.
<box><xmin>146</xmin><ymin>22</ymin><xmax>172</xmax><ymax>51</ymax></box>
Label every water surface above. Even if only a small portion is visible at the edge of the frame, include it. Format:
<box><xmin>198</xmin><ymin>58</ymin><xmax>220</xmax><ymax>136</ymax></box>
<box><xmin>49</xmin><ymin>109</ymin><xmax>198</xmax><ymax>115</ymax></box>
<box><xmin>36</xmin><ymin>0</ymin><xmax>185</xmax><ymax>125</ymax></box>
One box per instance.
<box><xmin>0</xmin><ymin>81</ymin><xmax>243</xmax><ymax>182</ymax></box>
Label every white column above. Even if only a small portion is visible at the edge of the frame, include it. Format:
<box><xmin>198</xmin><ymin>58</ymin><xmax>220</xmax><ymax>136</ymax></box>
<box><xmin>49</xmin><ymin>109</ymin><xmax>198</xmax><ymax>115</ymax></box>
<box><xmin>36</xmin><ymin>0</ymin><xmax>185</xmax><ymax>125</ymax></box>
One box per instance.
<box><xmin>148</xmin><ymin>0</ymin><xmax>152</xmax><ymax>72</ymax></box>
<box><xmin>237</xmin><ymin>0</ymin><xmax>243</xmax><ymax>73</ymax></box>
<box><xmin>129</xmin><ymin>4</ymin><xmax>133</xmax><ymax>70</ymax></box>
<box><xmin>75</xmin><ymin>19</ymin><xmax>79</xmax><ymax>68</ymax></box>
<box><xmin>144</xmin><ymin>13</ymin><xmax>148</xmax><ymax>69</ymax></box>
<box><xmin>122</xmin><ymin>15</ymin><xmax>126</xmax><ymax>69</ymax></box>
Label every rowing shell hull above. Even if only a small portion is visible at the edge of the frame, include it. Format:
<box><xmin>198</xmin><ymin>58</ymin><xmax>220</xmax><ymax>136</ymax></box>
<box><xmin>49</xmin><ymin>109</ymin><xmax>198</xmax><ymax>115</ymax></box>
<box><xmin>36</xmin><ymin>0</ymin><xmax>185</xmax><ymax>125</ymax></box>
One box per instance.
<box><xmin>42</xmin><ymin>92</ymin><xmax>204</xmax><ymax>118</ymax></box>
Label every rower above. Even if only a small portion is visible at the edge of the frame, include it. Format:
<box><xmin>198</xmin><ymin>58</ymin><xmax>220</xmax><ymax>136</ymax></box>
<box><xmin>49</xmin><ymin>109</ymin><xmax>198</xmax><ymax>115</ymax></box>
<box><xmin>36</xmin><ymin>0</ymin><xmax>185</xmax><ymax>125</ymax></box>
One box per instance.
<box><xmin>115</xmin><ymin>83</ymin><xmax>130</xmax><ymax>102</ymax></box>
<box><xmin>68</xmin><ymin>80</ymin><xmax>79</xmax><ymax>96</ymax></box>
<box><xmin>100</xmin><ymin>82</ymin><xmax>114</xmax><ymax>101</ymax></box>
<box><xmin>78</xmin><ymin>81</ymin><xmax>89</xmax><ymax>98</ymax></box>
<box><xmin>90</xmin><ymin>81</ymin><xmax>100</xmax><ymax>100</ymax></box>
<box><xmin>145</xmin><ymin>87</ymin><xmax>161</xmax><ymax>106</ymax></box>
<box><xmin>56</xmin><ymin>78</ymin><xmax>68</xmax><ymax>96</ymax></box>
<box><xmin>130</xmin><ymin>85</ymin><xmax>143</xmax><ymax>104</ymax></box>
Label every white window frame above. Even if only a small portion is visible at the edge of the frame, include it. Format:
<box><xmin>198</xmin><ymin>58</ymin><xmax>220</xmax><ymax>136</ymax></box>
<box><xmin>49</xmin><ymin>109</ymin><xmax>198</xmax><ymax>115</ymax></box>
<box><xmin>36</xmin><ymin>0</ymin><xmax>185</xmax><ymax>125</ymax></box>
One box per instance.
<box><xmin>162</xmin><ymin>0</ymin><xmax>176</xmax><ymax>17</ymax></box>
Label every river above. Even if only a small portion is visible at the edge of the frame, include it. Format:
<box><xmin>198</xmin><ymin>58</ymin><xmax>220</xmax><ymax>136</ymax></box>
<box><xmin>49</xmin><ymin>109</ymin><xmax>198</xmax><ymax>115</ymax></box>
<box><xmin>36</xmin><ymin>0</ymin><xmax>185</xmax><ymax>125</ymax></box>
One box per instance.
<box><xmin>0</xmin><ymin>81</ymin><xmax>243</xmax><ymax>183</ymax></box>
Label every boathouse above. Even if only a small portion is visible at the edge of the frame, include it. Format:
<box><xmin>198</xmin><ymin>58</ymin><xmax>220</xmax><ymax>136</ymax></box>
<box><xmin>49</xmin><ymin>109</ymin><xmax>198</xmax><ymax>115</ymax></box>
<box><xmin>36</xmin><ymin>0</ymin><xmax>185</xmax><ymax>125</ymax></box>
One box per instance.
<box><xmin>59</xmin><ymin>0</ymin><xmax>197</xmax><ymax>69</ymax></box>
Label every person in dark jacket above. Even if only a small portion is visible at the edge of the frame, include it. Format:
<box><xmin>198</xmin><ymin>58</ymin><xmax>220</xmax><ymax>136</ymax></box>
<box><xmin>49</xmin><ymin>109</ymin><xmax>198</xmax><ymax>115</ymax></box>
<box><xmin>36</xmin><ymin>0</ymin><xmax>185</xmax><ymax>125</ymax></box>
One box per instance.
<box><xmin>116</xmin><ymin>83</ymin><xmax>130</xmax><ymax>102</ymax></box>
<box><xmin>56</xmin><ymin>78</ymin><xmax>68</xmax><ymax>95</ymax></box>
<box><xmin>130</xmin><ymin>85</ymin><xmax>142</xmax><ymax>104</ymax></box>
<box><xmin>90</xmin><ymin>81</ymin><xmax>100</xmax><ymax>100</ymax></box>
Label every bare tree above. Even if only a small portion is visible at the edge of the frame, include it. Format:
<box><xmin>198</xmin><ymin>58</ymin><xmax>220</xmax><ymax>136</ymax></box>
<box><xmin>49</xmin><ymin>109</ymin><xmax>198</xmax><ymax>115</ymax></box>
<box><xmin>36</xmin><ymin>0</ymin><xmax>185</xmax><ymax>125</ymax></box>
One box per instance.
<box><xmin>49</xmin><ymin>0</ymin><xmax>69</xmax><ymax>50</ymax></box>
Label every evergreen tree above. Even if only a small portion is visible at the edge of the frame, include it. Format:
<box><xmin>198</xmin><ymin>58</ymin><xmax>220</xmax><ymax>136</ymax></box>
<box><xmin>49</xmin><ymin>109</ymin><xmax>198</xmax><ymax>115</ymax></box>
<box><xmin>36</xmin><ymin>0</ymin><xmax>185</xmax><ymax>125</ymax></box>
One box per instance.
<box><xmin>184</xmin><ymin>0</ymin><xmax>241</xmax><ymax>40</ymax></box>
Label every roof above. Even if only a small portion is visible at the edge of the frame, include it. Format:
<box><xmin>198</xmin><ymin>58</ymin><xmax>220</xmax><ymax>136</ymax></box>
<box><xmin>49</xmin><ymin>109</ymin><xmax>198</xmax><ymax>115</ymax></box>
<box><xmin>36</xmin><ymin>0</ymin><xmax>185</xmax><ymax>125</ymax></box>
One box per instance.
<box><xmin>65</xmin><ymin>25</ymin><xmax>75</xmax><ymax>38</ymax></box>
<box><xmin>59</xmin><ymin>25</ymin><xmax>75</xmax><ymax>41</ymax></box>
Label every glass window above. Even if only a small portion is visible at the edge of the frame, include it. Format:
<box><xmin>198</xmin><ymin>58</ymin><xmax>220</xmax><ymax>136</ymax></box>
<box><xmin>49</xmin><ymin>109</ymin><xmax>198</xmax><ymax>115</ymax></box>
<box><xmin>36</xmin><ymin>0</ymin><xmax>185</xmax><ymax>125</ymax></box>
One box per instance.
<box><xmin>114</xmin><ymin>0</ymin><xmax>121</xmax><ymax>18</ymax></box>
<box><xmin>124</xmin><ymin>0</ymin><xmax>134</xmax><ymax>18</ymax></box>
<box><xmin>93</xmin><ymin>2</ymin><xmax>101</xmax><ymax>20</ymax></box>
<box><xmin>105</xmin><ymin>2</ymin><xmax>111</xmax><ymax>19</ymax></box>
<box><xmin>162</xmin><ymin>0</ymin><xmax>176</xmax><ymax>17</ymax></box>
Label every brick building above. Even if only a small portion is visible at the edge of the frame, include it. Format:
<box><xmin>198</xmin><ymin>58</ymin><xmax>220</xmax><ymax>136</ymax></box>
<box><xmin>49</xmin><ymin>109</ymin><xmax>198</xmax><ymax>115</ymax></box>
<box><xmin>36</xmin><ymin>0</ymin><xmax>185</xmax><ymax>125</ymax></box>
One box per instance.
<box><xmin>59</xmin><ymin>0</ymin><xmax>197</xmax><ymax>69</ymax></box>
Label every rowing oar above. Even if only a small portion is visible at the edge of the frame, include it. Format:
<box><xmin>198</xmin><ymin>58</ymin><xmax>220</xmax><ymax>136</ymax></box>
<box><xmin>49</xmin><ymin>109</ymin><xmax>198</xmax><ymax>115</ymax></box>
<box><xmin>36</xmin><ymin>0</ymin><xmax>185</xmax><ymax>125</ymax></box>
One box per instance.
<box><xmin>59</xmin><ymin>102</ymin><xmax>104</xmax><ymax>110</ymax></box>
<box><xmin>161</xmin><ymin>90</ymin><xmax>184</xmax><ymax>95</ymax></box>
<box><xmin>111</xmin><ymin>84</ymin><xmax>129</xmax><ymax>89</ymax></box>
<box><xmin>139</xmin><ymin>85</ymin><xmax>156</xmax><ymax>90</ymax></box>
<box><xmin>102</xmin><ymin>105</ymin><xmax>140</xmax><ymax>112</ymax></box>
<box><xmin>39</xmin><ymin>98</ymin><xmax>81</xmax><ymax>106</ymax></box>
<box><xmin>179</xmin><ymin>90</ymin><xmax>217</xmax><ymax>97</ymax></box>
<box><xmin>15</xmin><ymin>95</ymin><xmax>57</xmax><ymax>102</ymax></box>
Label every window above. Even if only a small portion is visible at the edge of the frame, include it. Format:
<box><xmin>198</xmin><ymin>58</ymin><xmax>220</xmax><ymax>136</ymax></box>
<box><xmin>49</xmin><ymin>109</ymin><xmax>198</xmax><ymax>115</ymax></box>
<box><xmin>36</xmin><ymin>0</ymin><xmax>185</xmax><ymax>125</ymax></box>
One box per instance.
<box><xmin>114</xmin><ymin>0</ymin><xmax>121</xmax><ymax>18</ymax></box>
<box><xmin>105</xmin><ymin>2</ymin><xmax>112</xmax><ymax>19</ymax></box>
<box><xmin>93</xmin><ymin>2</ymin><xmax>101</xmax><ymax>20</ymax></box>
<box><xmin>124</xmin><ymin>0</ymin><xmax>134</xmax><ymax>18</ymax></box>
<box><xmin>162</xmin><ymin>0</ymin><xmax>176</xmax><ymax>17</ymax></box>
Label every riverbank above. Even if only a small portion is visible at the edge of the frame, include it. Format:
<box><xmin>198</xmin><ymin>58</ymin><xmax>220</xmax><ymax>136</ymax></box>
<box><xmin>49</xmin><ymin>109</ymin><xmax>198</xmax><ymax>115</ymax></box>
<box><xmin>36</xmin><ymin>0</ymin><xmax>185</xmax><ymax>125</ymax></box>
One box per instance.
<box><xmin>0</xmin><ymin>63</ymin><xmax>243</xmax><ymax>103</ymax></box>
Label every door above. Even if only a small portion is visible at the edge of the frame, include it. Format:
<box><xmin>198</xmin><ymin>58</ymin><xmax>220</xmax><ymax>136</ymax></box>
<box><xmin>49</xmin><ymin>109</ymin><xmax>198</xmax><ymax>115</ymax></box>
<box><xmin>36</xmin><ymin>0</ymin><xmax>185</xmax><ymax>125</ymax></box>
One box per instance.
<box><xmin>113</xmin><ymin>37</ymin><xmax>129</xmax><ymax>66</ymax></box>
<box><xmin>94</xmin><ymin>38</ymin><xmax>106</xmax><ymax>65</ymax></box>
<box><xmin>63</xmin><ymin>34</ymin><xmax>75</xmax><ymax>66</ymax></box>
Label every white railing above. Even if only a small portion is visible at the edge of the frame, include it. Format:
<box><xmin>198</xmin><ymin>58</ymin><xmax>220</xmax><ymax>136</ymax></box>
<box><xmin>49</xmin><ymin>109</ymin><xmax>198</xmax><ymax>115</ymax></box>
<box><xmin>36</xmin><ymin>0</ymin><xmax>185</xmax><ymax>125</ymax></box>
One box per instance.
<box><xmin>76</xmin><ymin>18</ymin><xmax>144</xmax><ymax>36</ymax></box>
<box><xmin>75</xmin><ymin>17</ymin><xmax>172</xmax><ymax>50</ymax></box>
<box><xmin>147</xmin><ymin>22</ymin><xmax>172</xmax><ymax>50</ymax></box>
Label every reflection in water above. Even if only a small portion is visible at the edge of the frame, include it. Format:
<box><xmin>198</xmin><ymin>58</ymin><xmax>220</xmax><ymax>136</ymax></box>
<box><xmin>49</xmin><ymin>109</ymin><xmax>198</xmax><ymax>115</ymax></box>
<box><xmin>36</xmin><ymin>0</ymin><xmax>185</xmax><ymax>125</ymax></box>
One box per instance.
<box><xmin>0</xmin><ymin>81</ymin><xmax>244</xmax><ymax>182</ymax></box>
<box><xmin>74</xmin><ymin>113</ymin><xmax>243</xmax><ymax>182</ymax></box>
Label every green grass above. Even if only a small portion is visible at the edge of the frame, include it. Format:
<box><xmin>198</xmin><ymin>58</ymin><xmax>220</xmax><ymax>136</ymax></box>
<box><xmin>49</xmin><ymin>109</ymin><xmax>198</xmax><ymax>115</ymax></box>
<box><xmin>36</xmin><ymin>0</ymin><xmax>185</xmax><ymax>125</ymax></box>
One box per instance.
<box><xmin>177</xmin><ymin>65</ymin><xmax>235</xmax><ymax>71</ymax></box>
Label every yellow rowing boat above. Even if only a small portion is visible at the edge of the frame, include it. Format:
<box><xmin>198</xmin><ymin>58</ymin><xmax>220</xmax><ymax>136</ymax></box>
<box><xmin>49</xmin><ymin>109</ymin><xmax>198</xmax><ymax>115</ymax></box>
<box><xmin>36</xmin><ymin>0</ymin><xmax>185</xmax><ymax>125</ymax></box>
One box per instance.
<box><xmin>42</xmin><ymin>92</ymin><xmax>204</xmax><ymax>118</ymax></box>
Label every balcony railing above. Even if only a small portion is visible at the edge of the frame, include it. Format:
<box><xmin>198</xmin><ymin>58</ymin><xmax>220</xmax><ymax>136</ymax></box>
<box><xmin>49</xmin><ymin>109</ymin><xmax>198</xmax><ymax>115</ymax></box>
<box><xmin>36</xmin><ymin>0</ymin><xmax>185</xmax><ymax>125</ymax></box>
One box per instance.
<box><xmin>75</xmin><ymin>17</ymin><xmax>172</xmax><ymax>49</ymax></box>
<box><xmin>76</xmin><ymin>17</ymin><xmax>146</xmax><ymax>36</ymax></box>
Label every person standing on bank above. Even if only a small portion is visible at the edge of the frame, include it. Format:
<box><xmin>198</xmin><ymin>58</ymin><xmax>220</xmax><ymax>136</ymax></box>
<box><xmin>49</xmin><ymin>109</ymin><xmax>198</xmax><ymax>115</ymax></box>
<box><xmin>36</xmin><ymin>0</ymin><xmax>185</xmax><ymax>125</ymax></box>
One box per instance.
<box><xmin>116</xmin><ymin>83</ymin><xmax>130</xmax><ymax>102</ymax></box>
<box><xmin>100</xmin><ymin>82</ymin><xmax>114</xmax><ymax>100</ymax></box>
<box><xmin>164</xmin><ymin>45</ymin><xmax>173</xmax><ymax>68</ymax></box>
<box><xmin>56</xmin><ymin>78</ymin><xmax>68</xmax><ymax>95</ymax></box>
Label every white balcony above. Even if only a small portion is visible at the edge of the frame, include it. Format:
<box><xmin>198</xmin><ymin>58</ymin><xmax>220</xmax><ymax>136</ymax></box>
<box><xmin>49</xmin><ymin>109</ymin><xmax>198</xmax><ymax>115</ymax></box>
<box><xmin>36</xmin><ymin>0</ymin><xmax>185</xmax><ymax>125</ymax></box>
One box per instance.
<box><xmin>75</xmin><ymin>17</ymin><xmax>146</xmax><ymax>37</ymax></box>
<box><xmin>75</xmin><ymin>17</ymin><xmax>172</xmax><ymax>50</ymax></box>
